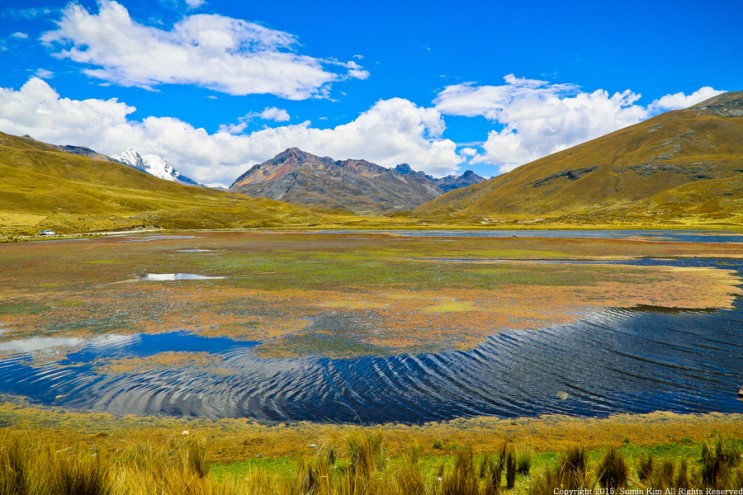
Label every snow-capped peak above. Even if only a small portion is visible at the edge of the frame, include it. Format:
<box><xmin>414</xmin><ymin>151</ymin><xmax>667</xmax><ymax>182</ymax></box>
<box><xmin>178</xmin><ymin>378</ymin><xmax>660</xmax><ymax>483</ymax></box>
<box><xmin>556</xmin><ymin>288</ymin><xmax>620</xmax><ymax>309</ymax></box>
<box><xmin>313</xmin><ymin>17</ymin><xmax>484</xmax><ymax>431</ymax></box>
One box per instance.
<box><xmin>113</xmin><ymin>147</ymin><xmax>146</xmax><ymax>170</ymax></box>
<box><xmin>111</xmin><ymin>148</ymin><xmax>200</xmax><ymax>186</ymax></box>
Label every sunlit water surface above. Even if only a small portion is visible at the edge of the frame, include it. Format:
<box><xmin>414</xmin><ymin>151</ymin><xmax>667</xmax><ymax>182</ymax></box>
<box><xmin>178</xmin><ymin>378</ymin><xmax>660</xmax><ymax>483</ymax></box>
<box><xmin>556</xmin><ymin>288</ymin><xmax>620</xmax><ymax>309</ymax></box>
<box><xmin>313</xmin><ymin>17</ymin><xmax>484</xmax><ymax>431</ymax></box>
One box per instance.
<box><xmin>0</xmin><ymin>231</ymin><xmax>741</xmax><ymax>423</ymax></box>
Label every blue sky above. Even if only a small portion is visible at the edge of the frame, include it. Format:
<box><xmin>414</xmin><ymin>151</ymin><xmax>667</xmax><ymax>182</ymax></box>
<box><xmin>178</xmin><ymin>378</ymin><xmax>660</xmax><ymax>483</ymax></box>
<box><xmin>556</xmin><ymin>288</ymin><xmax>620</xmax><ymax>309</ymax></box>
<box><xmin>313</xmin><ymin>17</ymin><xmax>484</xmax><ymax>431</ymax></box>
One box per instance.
<box><xmin>0</xmin><ymin>0</ymin><xmax>741</xmax><ymax>186</ymax></box>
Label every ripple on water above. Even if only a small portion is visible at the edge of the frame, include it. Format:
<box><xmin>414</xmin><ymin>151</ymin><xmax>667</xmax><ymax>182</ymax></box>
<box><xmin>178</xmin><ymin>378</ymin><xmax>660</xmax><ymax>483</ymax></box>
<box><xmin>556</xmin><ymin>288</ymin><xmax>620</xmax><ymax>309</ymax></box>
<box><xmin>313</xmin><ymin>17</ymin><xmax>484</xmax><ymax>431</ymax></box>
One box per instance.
<box><xmin>0</xmin><ymin>260</ymin><xmax>740</xmax><ymax>423</ymax></box>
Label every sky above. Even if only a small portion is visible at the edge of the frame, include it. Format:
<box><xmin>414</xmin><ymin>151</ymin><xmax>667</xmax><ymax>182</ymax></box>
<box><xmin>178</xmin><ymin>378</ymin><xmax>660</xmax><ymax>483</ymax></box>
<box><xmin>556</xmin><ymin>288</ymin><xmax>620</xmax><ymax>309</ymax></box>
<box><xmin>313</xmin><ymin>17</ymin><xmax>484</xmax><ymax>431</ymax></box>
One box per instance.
<box><xmin>0</xmin><ymin>0</ymin><xmax>741</xmax><ymax>187</ymax></box>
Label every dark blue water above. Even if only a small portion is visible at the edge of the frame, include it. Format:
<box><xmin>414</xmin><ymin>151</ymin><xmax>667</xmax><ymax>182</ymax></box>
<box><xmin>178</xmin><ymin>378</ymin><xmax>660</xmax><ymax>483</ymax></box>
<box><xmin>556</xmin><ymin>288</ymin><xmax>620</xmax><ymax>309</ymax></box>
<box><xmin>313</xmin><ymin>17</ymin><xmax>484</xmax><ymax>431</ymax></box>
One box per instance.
<box><xmin>322</xmin><ymin>229</ymin><xmax>743</xmax><ymax>244</ymax></box>
<box><xmin>0</xmin><ymin>254</ymin><xmax>741</xmax><ymax>423</ymax></box>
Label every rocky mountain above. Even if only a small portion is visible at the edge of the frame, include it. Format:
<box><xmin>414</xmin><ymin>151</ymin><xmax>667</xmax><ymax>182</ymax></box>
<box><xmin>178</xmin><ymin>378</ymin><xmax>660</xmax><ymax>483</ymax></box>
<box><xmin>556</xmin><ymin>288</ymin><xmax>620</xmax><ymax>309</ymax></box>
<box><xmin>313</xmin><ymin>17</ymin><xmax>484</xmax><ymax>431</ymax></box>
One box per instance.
<box><xmin>229</xmin><ymin>148</ymin><xmax>484</xmax><ymax>213</ymax></box>
<box><xmin>417</xmin><ymin>91</ymin><xmax>743</xmax><ymax>226</ymax></box>
<box><xmin>393</xmin><ymin>164</ymin><xmax>485</xmax><ymax>193</ymax></box>
<box><xmin>112</xmin><ymin>148</ymin><xmax>200</xmax><ymax>186</ymax></box>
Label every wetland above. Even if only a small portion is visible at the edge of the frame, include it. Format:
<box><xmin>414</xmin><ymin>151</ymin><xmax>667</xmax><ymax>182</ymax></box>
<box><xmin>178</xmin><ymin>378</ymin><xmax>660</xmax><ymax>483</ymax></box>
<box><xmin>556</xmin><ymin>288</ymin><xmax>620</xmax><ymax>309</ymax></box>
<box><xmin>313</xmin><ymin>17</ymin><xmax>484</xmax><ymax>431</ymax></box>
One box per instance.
<box><xmin>0</xmin><ymin>230</ymin><xmax>741</xmax><ymax>423</ymax></box>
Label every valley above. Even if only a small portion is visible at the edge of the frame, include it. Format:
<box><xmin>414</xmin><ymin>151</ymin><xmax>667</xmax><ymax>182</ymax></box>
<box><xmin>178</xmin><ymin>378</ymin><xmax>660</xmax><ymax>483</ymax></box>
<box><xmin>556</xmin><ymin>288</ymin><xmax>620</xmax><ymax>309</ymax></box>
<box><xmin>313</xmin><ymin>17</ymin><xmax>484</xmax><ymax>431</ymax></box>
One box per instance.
<box><xmin>0</xmin><ymin>90</ymin><xmax>742</xmax><ymax>494</ymax></box>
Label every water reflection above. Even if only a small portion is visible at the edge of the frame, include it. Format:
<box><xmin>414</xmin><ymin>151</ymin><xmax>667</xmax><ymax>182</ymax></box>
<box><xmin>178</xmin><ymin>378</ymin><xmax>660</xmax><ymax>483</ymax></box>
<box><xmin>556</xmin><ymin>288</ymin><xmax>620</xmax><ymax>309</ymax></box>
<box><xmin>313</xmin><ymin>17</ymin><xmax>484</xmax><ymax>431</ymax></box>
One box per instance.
<box><xmin>0</xmin><ymin>257</ymin><xmax>740</xmax><ymax>423</ymax></box>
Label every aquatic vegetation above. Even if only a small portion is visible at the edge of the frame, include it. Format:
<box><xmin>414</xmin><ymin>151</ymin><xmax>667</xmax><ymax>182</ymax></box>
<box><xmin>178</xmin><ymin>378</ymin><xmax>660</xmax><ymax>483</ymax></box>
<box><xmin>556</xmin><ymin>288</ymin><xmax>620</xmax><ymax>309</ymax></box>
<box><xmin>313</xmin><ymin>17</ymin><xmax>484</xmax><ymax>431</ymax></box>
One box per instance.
<box><xmin>0</xmin><ymin>232</ymin><xmax>739</xmax><ymax>359</ymax></box>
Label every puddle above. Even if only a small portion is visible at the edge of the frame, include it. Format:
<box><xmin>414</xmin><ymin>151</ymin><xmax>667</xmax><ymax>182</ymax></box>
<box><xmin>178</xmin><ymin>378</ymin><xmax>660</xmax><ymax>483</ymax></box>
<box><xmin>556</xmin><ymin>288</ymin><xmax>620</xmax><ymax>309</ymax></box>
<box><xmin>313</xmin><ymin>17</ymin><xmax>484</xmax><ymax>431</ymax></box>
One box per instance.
<box><xmin>141</xmin><ymin>273</ymin><xmax>225</xmax><ymax>281</ymax></box>
<box><xmin>411</xmin><ymin>257</ymin><xmax>627</xmax><ymax>265</ymax></box>
<box><xmin>176</xmin><ymin>249</ymin><xmax>212</xmax><ymax>253</ymax></box>
<box><xmin>321</xmin><ymin>230</ymin><xmax>743</xmax><ymax>243</ymax></box>
<box><xmin>126</xmin><ymin>235</ymin><xmax>197</xmax><ymax>242</ymax></box>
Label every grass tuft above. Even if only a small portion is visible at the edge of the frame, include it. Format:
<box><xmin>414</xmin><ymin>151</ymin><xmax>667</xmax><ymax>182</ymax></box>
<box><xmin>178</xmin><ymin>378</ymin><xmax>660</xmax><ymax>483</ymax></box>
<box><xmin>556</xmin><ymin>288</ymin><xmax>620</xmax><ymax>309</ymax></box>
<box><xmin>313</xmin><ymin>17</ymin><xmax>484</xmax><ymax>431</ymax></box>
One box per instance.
<box><xmin>597</xmin><ymin>448</ymin><xmax>628</xmax><ymax>490</ymax></box>
<box><xmin>636</xmin><ymin>453</ymin><xmax>654</xmax><ymax>482</ymax></box>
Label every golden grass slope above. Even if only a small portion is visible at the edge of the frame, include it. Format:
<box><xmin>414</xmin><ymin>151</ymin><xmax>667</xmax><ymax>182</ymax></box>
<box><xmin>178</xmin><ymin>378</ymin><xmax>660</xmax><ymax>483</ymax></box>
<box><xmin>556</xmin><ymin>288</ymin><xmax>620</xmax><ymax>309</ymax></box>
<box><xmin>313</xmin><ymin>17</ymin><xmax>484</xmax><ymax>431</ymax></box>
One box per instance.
<box><xmin>0</xmin><ymin>132</ymin><xmax>327</xmax><ymax>234</ymax></box>
<box><xmin>416</xmin><ymin>92</ymin><xmax>743</xmax><ymax>226</ymax></box>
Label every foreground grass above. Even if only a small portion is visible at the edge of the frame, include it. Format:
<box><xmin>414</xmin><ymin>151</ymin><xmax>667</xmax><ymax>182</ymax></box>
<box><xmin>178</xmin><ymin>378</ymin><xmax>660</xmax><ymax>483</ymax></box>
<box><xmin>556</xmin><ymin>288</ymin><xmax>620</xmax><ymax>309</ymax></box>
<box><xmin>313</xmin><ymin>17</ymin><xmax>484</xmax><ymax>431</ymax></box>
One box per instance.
<box><xmin>1</xmin><ymin>400</ymin><xmax>743</xmax><ymax>492</ymax></box>
<box><xmin>1</xmin><ymin>412</ymin><xmax>742</xmax><ymax>494</ymax></box>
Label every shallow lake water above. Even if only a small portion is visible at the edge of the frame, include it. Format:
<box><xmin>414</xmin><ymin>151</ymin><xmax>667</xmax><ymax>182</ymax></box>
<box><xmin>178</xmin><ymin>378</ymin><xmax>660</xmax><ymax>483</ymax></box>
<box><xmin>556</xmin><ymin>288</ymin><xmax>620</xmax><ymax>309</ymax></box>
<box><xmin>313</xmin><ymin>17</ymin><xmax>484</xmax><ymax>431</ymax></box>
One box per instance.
<box><xmin>0</xmin><ymin>231</ymin><xmax>741</xmax><ymax>423</ymax></box>
<box><xmin>141</xmin><ymin>273</ymin><xmax>225</xmax><ymax>281</ymax></box>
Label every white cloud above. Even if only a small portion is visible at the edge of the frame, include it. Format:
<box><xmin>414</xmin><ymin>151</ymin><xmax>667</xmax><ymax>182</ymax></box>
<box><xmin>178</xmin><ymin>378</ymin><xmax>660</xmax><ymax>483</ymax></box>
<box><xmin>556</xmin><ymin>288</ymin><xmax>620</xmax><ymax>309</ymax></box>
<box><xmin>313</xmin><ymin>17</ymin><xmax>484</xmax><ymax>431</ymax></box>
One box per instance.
<box><xmin>258</xmin><ymin>107</ymin><xmax>290</xmax><ymax>122</ymax></box>
<box><xmin>41</xmin><ymin>0</ymin><xmax>367</xmax><ymax>99</ymax></box>
<box><xmin>647</xmin><ymin>86</ymin><xmax>723</xmax><ymax>113</ymax></box>
<box><xmin>11</xmin><ymin>32</ymin><xmax>28</xmax><ymax>39</ymax></box>
<box><xmin>0</xmin><ymin>78</ymin><xmax>461</xmax><ymax>186</ymax></box>
<box><xmin>218</xmin><ymin>107</ymin><xmax>291</xmax><ymax>134</ymax></box>
<box><xmin>34</xmin><ymin>68</ymin><xmax>54</xmax><ymax>79</ymax></box>
<box><xmin>185</xmin><ymin>0</ymin><xmax>206</xmax><ymax>8</ymax></box>
<box><xmin>435</xmin><ymin>75</ymin><xmax>723</xmax><ymax>173</ymax></box>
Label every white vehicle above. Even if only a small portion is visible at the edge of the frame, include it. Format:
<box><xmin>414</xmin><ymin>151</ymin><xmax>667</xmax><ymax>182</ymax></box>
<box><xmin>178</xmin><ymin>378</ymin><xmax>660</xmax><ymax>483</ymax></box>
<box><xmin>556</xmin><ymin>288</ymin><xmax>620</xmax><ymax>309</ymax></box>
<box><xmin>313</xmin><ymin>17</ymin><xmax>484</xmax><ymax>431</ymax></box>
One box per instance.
<box><xmin>39</xmin><ymin>229</ymin><xmax>56</xmax><ymax>236</ymax></box>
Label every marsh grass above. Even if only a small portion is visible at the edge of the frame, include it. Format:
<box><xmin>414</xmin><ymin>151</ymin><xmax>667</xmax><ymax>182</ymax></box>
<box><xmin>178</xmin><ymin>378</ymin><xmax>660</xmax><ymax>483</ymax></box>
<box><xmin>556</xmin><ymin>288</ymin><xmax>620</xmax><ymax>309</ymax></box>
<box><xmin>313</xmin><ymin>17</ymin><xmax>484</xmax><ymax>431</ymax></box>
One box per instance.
<box><xmin>701</xmin><ymin>434</ymin><xmax>741</xmax><ymax>488</ymax></box>
<box><xmin>515</xmin><ymin>450</ymin><xmax>531</xmax><ymax>476</ymax></box>
<box><xmin>636</xmin><ymin>453</ymin><xmax>654</xmax><ymax>482</ymax></box>
<box><xmin>596</xmin><ymin>448</ymin><xmax>628</xmax><ymax>490</ymax></box>
<box><xmin>1</xmin><ymin>430</ymin><xmax>743</xmax><ymax>495</ymax></box>
<box><xmin>558</xmin><ymin>447</ymin><xmax>588</xmax><ymax>489</ymax></box>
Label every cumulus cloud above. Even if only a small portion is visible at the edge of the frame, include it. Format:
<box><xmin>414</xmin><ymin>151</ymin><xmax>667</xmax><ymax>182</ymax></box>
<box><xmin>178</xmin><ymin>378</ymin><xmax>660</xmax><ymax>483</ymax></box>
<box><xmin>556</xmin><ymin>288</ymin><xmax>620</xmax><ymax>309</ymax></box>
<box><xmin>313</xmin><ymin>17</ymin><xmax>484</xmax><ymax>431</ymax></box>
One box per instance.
<box><xmin>0</xmin><ymin>78</ymin><xmax>461</xmax><ymax>186</ymax></box>
<box><xmin>185</xmin><ymin>0</ymin><xmax>206</xmax><ymax>8</ymax></box>
<box><xmin>41</xmin><ymin>0</ymin><xmax>367</xmax><ymax>99</ymax></box>
<box><xmin>435</xmin><ymin>74</ymin><xmax>723</xmax><ymax>173</ymax></box>
<box><xmin>647</xmin><ymin>86</ymin><xmax>723</xmax><ymax>113</ymax></box>
<box><xmin>257</xmin><ymin>107</ymin><xmax>291</xmax><ymax>122</ymax></box>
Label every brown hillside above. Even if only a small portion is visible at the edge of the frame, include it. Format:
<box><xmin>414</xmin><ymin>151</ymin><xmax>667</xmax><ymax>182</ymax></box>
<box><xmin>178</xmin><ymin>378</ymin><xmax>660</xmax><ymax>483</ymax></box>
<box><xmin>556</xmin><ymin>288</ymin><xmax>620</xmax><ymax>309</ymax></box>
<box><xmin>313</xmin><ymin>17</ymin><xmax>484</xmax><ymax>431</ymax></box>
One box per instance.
<box><xmin>416</xmin><ymin>92</ymin><xmax>743</xmax><ymax>226</ymax></box>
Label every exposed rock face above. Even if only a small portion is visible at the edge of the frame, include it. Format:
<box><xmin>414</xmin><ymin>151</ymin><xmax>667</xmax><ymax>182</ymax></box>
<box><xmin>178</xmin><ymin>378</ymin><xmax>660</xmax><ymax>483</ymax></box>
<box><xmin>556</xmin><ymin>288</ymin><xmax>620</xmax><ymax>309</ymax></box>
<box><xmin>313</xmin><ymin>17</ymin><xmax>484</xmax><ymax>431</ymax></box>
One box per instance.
<box><xmin>56</xmin><ymin>145</ymin><xmax>117</xmax><ymax>162</ymax></box>
<box><xmin>230</xmin><ymin>148</ymin><xmax>484</xmax><ymax>213</ymax></box>
<box><xmin>690</xmin><ymin>91</ymin><xmax>743</xmax><ymax>117</ymax></box>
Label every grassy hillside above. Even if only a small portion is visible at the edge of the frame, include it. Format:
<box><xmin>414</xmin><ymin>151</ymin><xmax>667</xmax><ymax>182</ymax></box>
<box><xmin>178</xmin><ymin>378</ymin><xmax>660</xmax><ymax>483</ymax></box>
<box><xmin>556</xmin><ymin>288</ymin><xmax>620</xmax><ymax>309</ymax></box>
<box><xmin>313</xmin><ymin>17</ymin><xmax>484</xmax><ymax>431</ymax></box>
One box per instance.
<box><xmin>0</xmin><ymin>132</ymin><xmax>331</xmax><ymax>236</ymax></box>
<box><xmin>416</xmin><ymin>92</ymin><xmax>743</xmax><ymax>227</ymax></box>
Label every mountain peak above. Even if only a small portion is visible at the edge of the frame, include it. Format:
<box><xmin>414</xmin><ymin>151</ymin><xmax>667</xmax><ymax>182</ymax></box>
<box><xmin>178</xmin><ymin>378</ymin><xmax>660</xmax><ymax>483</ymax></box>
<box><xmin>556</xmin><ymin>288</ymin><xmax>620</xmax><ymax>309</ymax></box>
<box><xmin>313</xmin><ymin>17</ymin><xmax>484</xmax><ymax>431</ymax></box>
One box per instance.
<box><xmin>394</xmin><ymin>163</ymin><xmax>414</xmax><ymax>175</ymax></box>
<box><xmin>230</xmin><ymin>150</ymin><xmax>482</xmax><ymax>213</ymax></box>
<box><xmin>111</xmin><ymin>148</ymin><xmax>200</xmax><ymax>186</ymax></box>
<box><xmin>113</xmin><ymin>148</ymin><xmax>145</xmax><ymax>169</ymax></box>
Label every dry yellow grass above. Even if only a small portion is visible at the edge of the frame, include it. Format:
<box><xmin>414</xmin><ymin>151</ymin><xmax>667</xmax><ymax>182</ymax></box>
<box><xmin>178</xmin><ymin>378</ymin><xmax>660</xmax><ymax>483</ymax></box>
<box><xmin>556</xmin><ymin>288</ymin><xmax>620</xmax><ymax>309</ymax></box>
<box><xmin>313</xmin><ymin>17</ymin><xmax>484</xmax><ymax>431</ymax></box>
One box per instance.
<box><xmin>1</xmin><ymin>400</ymin><xmax>742</xmax><ymax>462</ymax></box>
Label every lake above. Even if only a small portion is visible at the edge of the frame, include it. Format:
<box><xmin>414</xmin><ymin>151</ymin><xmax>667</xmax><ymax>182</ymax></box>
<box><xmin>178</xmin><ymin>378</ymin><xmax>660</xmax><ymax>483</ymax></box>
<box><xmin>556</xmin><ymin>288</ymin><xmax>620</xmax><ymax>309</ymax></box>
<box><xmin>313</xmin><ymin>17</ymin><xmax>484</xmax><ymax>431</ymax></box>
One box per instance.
<box><xmin>0</xmin><ymin>230</ymin><xmax>740</xmax><ymax>423</ymax></box>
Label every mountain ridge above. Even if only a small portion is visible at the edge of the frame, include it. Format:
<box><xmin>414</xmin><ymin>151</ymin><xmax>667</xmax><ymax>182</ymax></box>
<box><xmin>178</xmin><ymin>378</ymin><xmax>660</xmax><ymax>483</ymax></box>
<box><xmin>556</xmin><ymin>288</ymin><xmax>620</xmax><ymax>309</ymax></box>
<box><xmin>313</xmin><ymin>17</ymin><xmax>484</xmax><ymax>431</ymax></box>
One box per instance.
<box><xmin>229</xmin><ymin>148</ymin><xmax>484</xmax><ymax>213</ymax></box>
<box><xmin>416</xmin><ymin>91</ymin><xmax>743</xmax><ymax>226</ymax></box>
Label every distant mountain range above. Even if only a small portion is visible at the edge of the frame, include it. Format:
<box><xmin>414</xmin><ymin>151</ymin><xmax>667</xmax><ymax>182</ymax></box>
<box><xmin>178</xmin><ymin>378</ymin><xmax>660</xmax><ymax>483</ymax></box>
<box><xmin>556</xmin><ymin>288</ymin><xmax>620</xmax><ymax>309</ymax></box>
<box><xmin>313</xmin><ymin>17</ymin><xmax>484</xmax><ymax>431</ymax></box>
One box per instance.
<box><xmin>2</xmin><ymin>90</ymin><xmax>741</xmax><ymax>231</ymax></box>
<box><xmin>229</xmin><ymin>148</ymin><xmax>484</xmax><ymax>213</ymax></box>
<box><xmin>417</xmin><ymin>91</ymin><xmax>743</xmax><ymax>226</ymax></box>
